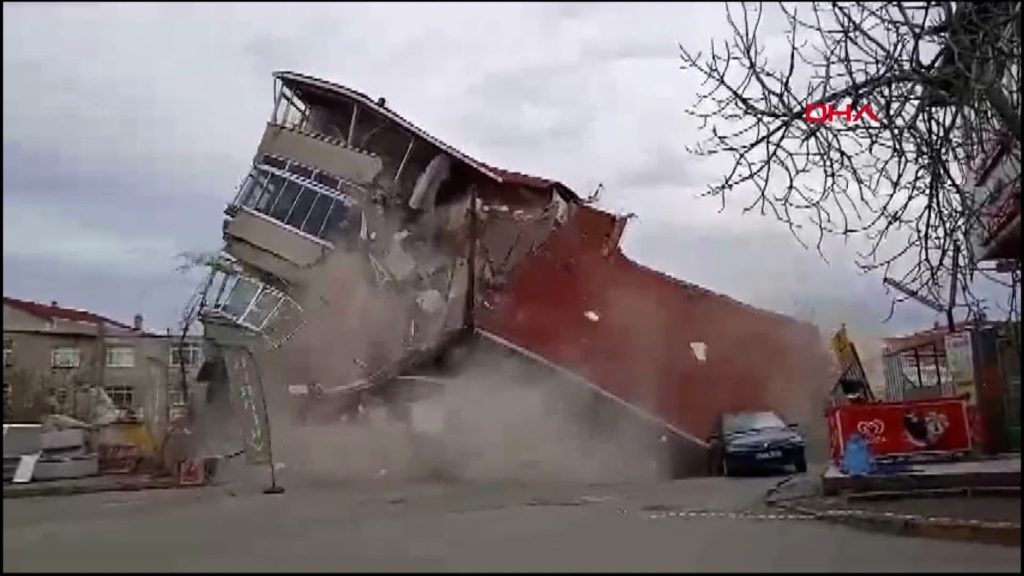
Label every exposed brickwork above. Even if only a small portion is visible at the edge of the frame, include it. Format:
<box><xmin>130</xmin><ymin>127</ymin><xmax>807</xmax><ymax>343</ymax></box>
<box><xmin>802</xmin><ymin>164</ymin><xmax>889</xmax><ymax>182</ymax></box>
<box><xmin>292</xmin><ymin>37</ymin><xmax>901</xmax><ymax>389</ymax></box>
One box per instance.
<box><xmin>479</xmin><ymin>205</ymin><xmax>836</xmax><ymax>442</ymax></box>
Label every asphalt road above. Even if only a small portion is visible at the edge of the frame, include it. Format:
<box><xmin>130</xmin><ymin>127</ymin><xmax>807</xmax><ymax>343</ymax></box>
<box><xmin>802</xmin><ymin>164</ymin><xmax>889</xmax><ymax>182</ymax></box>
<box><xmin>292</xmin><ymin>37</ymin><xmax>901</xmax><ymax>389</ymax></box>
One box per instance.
<box><xmin>4</xmin><ymin>474</ymin><xmax>1020</xmax><ymax>573</ymax></box>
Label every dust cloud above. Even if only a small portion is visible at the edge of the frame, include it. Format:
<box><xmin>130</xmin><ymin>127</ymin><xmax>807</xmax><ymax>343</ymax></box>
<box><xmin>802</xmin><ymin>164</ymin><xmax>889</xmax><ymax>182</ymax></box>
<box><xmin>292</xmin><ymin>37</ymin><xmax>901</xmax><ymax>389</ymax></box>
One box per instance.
<box><xmin>216</xmin><ymin>199</ymin><xmax>668</xmax><ymax>485</ymax></box>
<box><xmin>263</xmin><ymin>337</ymin><xmax>671</xmax><ymax>484</ymax></box>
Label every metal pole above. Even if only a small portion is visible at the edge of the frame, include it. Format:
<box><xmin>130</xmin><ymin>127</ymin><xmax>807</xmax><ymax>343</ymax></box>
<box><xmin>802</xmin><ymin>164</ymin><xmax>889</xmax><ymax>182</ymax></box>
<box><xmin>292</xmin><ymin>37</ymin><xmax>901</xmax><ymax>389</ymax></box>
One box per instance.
<box><xmin>395</xmin><ymin>138</ymin><xmax>415</xmax><ymax>184</ymax></box>
<box><xmin>348</xmin><ymin>104</ymin><xmax>359</xmax><ymax>146</ymax></box>
<box><xmin>915</xmin><ymin>348</ymin><xmax>924</xmax><ymax>388</ymax></box>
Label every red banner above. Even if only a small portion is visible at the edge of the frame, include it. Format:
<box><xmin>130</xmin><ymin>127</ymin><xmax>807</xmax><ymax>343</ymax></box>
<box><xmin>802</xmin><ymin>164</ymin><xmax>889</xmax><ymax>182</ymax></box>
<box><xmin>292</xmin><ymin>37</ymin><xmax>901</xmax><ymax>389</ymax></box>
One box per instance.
<box><xmin>827</xmin><ymin>398</ymin><xmax>972</xmax><ymax>461</ymax></box>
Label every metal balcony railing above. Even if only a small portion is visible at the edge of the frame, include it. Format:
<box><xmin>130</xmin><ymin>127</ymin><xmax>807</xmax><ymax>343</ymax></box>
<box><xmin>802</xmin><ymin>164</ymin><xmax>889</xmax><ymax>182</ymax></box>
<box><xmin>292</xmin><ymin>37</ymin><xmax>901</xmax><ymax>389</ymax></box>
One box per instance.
<box><xmin>198</xmin><ymin>262</ymin><xmax>305</xmax><ymax>348</ymax></box>
<box><xmin>230</xmin><ymin>157</ymin><xmax>361</xmax><ymax>246</ymax></box>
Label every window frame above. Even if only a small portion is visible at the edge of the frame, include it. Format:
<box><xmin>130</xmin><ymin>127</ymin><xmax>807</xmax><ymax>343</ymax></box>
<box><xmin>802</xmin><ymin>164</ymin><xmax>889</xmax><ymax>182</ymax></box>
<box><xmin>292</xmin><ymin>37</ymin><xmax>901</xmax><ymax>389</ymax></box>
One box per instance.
<box><xmin>51</xmin><ymin>346</ymin><xmax>81</xmax><ymax>369</ymax></box>
<box><xmin>168</xmin><ymin>386</ymin><xmax>187</xmax><ymax>407</ymax></box>
<box><xmin>103</xmin><ymin>385</ymin><xmax>135</xmax><ymax>409</ymax></box>
<box><xmin>208</xmin><ymin>272</ymin><xmax>300</xmax><ymax>334</ymax></box>
<box><xmin>105</xmin><ymin>345</ymin><xmax>136</xmax><ymax>368</ymax></box>
<box><xmin>231</xmin><ymin>158</ymin><xmax>359</xmax><ymax>245</ymax></box>
<box><xmin>170</xmin><ymin>341</ymin><xmax>203</xmax><ymax>368</ymax></box>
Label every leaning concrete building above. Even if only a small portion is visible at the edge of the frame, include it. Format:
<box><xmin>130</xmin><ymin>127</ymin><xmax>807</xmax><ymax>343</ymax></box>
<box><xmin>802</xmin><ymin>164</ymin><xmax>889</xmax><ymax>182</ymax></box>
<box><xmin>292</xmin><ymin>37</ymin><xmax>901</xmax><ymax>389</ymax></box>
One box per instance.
<box><xmin>191</xmin><ymin>71</ymin><xmax>836</xmax><ymax>478</ymax></box>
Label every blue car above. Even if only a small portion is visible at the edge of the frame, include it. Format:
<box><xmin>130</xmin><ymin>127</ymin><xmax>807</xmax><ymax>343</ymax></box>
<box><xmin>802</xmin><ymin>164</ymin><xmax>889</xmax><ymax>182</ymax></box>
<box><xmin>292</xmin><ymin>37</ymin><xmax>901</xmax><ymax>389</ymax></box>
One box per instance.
<box><xmin>707</xmin><ymin>411</ymin><xmax>807</xmax><ymax>476</ymax></box>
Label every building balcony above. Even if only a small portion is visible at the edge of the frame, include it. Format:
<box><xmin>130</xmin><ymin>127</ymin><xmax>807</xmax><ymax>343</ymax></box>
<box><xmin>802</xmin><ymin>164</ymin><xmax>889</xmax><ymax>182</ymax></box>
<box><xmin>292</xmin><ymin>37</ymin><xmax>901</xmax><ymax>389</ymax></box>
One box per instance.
<box><xmin>198</xmin><ymin>264</ymin><xmax>304</xmax><ymax>349</ymax></box>
<box><xmin>256</xmin><ymin>122</ymin><xmax>384</xmax><ymax>187</ymax></box>
<box><xmin>223</xmin><ymin>158</ymin><xmax>362</xmax><ymax>277</ymax></box>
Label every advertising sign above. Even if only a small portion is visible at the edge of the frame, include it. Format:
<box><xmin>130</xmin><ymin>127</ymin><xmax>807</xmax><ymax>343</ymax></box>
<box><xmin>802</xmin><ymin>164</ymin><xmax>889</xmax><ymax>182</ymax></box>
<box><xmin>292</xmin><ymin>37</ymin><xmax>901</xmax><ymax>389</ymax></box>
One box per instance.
<box><xmin>223</xmin><ymin>348</ymin><xmax>272</xmax><ymax>465</ymax></box>
<box><xmin>827</xmin><ymin>398</ymin><xmax>972</xmax><ymax>461</ymax></box>
<box><xmin>944</xmin><ymin>331</ymin><xmax>977</xmax><ymax>405</ymax></box>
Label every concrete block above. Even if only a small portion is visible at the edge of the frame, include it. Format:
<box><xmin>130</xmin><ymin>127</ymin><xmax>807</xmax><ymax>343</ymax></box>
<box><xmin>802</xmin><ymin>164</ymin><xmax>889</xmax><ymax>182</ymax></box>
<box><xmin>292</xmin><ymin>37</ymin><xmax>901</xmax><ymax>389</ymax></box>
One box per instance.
<box><xmin>32</xmin><ymin>455</ymin><xmax>99</xmax><ymax>481</ymax></box>
<box><xmin>41</xmin><ymin>429</ymin><xmax>86</xmax><ymax>451</ymax></box>
<box><xmin>3</xmin><ymin>424</ymin><xmax>42</xmax><ymax>457</ymax></box>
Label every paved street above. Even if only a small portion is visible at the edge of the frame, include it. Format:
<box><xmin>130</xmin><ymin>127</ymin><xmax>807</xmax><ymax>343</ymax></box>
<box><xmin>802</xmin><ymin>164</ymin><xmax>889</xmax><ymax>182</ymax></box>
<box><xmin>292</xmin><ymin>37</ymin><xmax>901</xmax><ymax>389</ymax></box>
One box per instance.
<box><xmin>4</xmin><ymin>473</ymin><xmax>1020</xmax><ymax>573</ymax></box>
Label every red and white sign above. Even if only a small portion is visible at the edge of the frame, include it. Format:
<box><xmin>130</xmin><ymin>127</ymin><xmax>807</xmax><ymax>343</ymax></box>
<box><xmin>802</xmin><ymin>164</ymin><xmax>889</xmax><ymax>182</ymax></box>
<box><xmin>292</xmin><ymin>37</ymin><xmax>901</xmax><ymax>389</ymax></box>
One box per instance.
<box><xmin>827</xmin><ymin>398</ymin><xmax>972</xmax><ymax>461</ymax></box>
<box><xmin>805</xmin><ymin>103</ymin><xmax>879</xmax><ymax>124</ymax></box>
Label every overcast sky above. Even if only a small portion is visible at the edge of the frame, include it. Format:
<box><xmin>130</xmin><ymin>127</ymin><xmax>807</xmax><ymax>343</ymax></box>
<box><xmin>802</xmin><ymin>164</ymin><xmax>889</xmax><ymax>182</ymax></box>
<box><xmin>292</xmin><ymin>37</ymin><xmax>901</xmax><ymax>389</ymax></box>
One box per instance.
<box><xmin>3</xmin><ymin>2</ymin><xmax>977</xmax><ymax>348</ymax></box>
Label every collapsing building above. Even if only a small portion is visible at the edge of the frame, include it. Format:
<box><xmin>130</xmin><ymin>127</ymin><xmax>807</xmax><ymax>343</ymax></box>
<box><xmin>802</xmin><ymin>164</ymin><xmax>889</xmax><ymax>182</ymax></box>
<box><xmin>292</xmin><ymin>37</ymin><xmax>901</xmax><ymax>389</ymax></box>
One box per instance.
<box><xmin>191</xmin><ymin>71</ymin><xmax>835</xmax><ymax>479</ymax></box>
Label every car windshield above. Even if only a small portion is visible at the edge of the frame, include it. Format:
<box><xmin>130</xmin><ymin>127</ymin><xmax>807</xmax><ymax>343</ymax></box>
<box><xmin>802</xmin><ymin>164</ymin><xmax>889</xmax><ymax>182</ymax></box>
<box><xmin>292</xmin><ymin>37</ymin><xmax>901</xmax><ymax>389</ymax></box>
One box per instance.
<box><xmin>723</xmin><ymin>412</ymin><xmax>787</xmax><ymax>435</ymax></box>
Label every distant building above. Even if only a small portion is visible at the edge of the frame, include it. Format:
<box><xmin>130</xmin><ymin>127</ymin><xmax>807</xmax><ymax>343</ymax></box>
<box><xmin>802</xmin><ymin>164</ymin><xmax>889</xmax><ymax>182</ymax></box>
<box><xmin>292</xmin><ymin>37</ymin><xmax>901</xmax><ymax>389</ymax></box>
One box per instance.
<box><xmin>2</xmin><ymin>297</ymin><xmax>203</xmax><ymax>437</ymax></box>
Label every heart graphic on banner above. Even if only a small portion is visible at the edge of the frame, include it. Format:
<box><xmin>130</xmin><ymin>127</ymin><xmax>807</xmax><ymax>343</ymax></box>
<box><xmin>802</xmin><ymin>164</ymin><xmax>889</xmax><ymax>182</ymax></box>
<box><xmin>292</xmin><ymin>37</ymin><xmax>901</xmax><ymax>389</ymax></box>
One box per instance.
<box><xmin>857</xmin><ymin>419</ymin><xmax>885</xmax><ymax>439</ymax></box>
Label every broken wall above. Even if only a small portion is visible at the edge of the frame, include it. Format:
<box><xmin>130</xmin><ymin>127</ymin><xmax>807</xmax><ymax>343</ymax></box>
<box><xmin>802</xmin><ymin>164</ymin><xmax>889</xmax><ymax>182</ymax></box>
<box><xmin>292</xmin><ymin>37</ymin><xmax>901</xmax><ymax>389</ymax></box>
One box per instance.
<box><xmin>479</xmin><ymin>205</ymin><xmax>836</xmax><ymax>454</ymax></box>
<box><xmin>474</xmin><ymin>184</ymin><xmax>570</xmax><ymax>305</ymax></box>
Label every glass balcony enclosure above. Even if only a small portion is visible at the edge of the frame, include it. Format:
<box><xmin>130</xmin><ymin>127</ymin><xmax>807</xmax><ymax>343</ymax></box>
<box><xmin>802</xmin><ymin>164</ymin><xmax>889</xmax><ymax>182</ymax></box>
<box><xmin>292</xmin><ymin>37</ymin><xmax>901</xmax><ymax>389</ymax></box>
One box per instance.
<box><xmin>274</xmin><ymin>82</ymin><xmax>316</xmax><ymax>134</ymax></box>
<box><xmin>231</xmin><ymin>155</ymin><xmax>361</xmax><ymax>246</ymax></box>
<box><xmin>200</xmin><ymin>264</ymin><xmax>303</xmax><ymax>343</ymax></box>
<box><xmin>272</xmin><ymin>81</ymin><xmax>355</xmax><ymax>147</ymax></box>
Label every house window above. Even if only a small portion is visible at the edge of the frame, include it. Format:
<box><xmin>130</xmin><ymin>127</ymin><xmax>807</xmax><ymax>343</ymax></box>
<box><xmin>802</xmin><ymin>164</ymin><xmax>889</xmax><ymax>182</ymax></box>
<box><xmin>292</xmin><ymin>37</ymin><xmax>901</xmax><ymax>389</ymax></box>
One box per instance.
<box><xmin>218</xmin><ymin>279</ymin><xmax>291</xmax><ymax>332</ymax></box>
<box><xmin>168</xmin><ymin>386</ymin><xmax>187</xmax><ymax>407</ymax></box>
<box><xmin>207</xmin><ymin>270</ymin><xmax>303</xmax><ymax>337</ymax></box>
<box><xmin>232</xmin><ymin>163</ymin><xmax>358</xmax><ymax>244</ymax></box>
<box><xmin>274</xmin><ymin>85</ymin><xmax>309</xmax><ymax>129</ymax></box>
<box><xmin>3</xmin><ymin>338</ymin><xmax>12</xmax><ymax>367</ymax></box>
<box><xmin>240</xmin><ymin>289</ymin><xmax>284</xmax><ymax>329</ymax></box>
<box><xmin>104</xmin><ymin>385</ymin><xmax>134</xmax><ymax>409</ymax></box>
<box><xmin>220</xmin><ymin>277</ymin><xmax>262</xmax><ymax>319</ymax></box>
<box><xmin>170</xmin><ymin>341</ymin><xmax>202</xmax><ymax>367</ymax></box>
<box><xmin>51</xmin><ymin>347</ymin><xmax>81</xmax><ymax>368</ymax></box>
<box><xmin>106</xmin><ymin>346</ymin><xmax>136</xmax><ymax>368</ymax></box>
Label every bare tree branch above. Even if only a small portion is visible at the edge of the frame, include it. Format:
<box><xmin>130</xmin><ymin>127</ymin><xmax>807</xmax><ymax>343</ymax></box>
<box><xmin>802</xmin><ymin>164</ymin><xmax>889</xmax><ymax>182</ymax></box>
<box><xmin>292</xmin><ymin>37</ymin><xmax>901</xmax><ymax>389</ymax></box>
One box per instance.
<box><xmin>680</xmin><ymin>1</ymin><xmax>1021</xmax><ymax>322</ymax></box>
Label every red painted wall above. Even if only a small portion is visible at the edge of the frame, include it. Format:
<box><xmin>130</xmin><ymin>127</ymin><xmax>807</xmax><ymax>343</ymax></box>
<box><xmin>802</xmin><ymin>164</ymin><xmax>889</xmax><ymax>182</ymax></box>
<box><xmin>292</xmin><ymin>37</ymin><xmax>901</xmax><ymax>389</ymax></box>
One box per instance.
<box><xmin>479</xmin><ymin>205</ymin><xmax>836</xmax><ymax>442</ymax></box>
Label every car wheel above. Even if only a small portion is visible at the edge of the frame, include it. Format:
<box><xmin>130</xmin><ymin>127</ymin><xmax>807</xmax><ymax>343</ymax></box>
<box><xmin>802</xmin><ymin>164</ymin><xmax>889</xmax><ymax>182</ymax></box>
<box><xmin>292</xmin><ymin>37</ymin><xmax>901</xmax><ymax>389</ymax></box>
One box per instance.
<box><xmin>794</xmin><ymin>452</ymin><xmax>808</xmax><ymax>474</ymax></box>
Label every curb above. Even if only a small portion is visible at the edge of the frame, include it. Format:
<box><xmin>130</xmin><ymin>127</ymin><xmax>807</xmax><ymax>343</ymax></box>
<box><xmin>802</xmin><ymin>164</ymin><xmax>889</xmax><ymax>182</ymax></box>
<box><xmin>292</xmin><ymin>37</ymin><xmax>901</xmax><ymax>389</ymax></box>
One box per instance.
<box><xmin>770</xmin><ymin>494</ymin><xmax>1020</xmax><ymax>547</ymax></box>
<box><xmin>3</xmin><ymin>479</ymin><xmax>192</xmax><ymax>500</ymax></box>
<box><xmin>845</xmin><ymin>486</ymin><xmax>1021</xmax><ymax>502</ymax></box>
<box><xmin>764</xmin><ymin>475</ymin><xmax>1020</xmax><ymax>547</ymax></box>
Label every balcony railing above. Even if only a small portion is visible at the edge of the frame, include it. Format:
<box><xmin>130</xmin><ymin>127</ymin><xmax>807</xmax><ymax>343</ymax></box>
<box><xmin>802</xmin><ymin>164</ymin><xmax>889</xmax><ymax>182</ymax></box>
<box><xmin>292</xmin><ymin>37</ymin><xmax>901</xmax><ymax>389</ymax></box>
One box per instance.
<box><xmin>199</xmin><ymin>264</ymin><xmax>304</xmax><ymax>348</ymax></box>
<box><xmin>230</xmin><ymin>157</ymin><xmax>361</xmax><ymax>247</ymax></box>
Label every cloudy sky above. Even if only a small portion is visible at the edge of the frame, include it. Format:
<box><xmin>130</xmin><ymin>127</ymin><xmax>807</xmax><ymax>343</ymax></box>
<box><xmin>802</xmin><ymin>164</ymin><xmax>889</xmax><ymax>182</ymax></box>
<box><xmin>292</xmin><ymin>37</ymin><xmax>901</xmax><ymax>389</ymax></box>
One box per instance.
<box><xmin>4</xmin><ymin>2</ymin><xmax>981</xmax><ymax>346</ymax></box>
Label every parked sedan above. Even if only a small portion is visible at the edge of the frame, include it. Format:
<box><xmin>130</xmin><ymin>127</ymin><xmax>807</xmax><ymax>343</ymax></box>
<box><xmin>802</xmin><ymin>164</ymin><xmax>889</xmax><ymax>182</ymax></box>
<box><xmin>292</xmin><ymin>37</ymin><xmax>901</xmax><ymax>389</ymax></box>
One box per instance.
<box><xmin>707</xmin><ymin>411</ymin><xmax>807</xmax><ymax>476</ymax></box>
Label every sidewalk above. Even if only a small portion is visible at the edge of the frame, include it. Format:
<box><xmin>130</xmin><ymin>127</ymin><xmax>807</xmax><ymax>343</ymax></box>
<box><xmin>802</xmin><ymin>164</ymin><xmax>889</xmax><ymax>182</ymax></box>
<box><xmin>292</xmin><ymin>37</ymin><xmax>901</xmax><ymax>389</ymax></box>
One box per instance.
<box><xmin>821</xmin><ymin>454</ymin><xmax>1021</xmax><ymax>496</ymax></box>
<box><xmin>767</xmin><ymin>459</ymin><xmax>1022</xmax><ymax>547</ymax></box>
<box><xmin>3</xmin><ymin>474</ymin><xmax>185</xmax><ymax>499</ymax></box>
